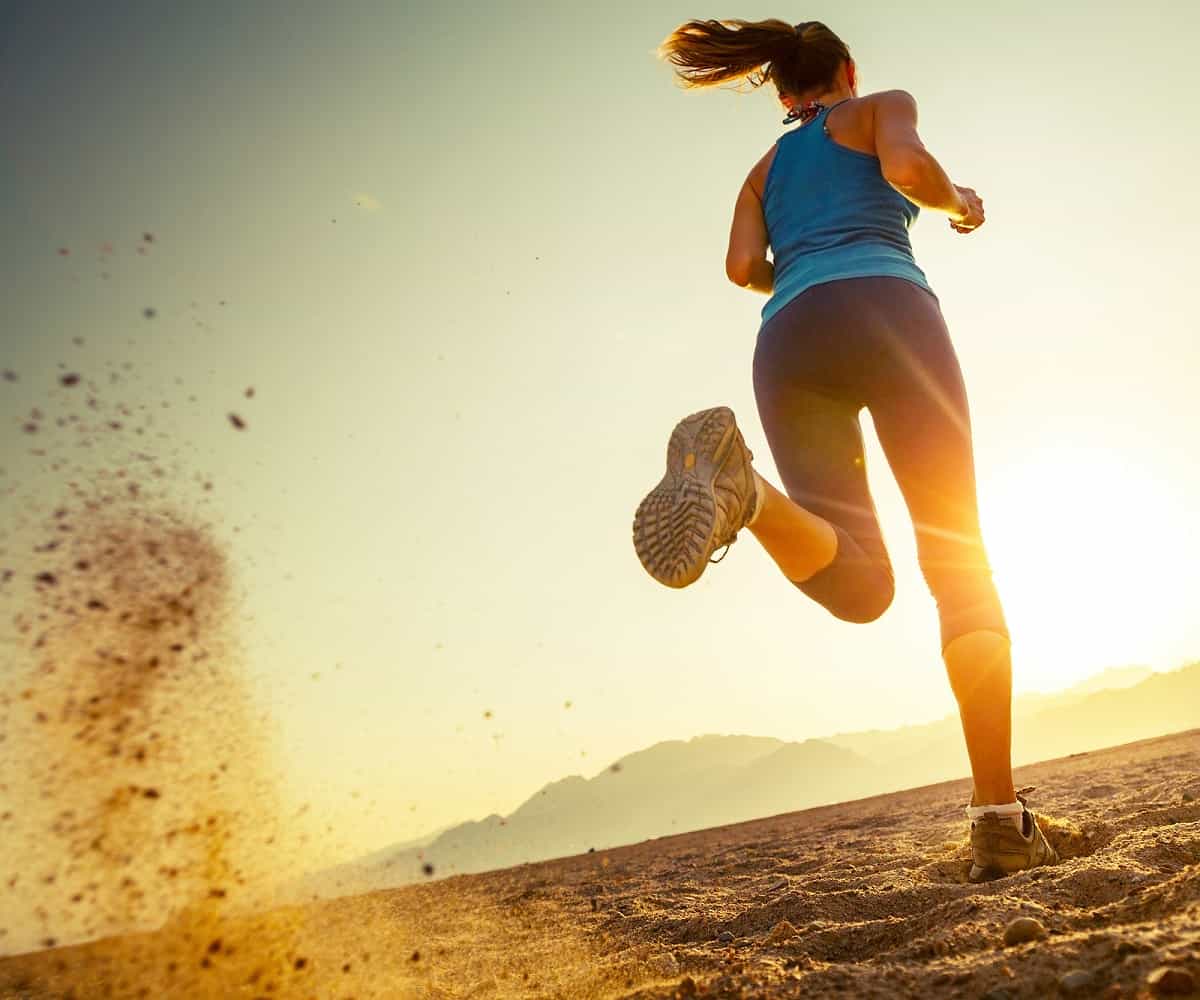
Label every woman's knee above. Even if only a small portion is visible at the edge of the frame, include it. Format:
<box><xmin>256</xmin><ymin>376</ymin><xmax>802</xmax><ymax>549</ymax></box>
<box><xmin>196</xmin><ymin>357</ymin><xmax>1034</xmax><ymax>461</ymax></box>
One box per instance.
<box><xmin>835</xmin><ymin>573</ymin><xmax>895</xmax><ymax>623</ymax></box>
<box><xmin>923</xmin><ymin>564</ymin><xmax>1009</xmax><ymax>651</ymax></box>
<box><xmin>794</xmin><ymin>567</ymin><xmax>894</xmax><ymax>623</ymax></box>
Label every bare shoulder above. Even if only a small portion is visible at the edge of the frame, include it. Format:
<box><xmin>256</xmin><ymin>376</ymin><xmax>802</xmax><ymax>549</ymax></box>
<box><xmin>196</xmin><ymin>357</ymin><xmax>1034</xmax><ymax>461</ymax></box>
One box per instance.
<box><xmin>825</xmin><ymin>95</ymin><xmax>885</xmax><ymax>156</ymax></box>
<box><xmin>865</xmin><ymin>89</ymin><xmax>919</xmax><ymax>118</ymax></box>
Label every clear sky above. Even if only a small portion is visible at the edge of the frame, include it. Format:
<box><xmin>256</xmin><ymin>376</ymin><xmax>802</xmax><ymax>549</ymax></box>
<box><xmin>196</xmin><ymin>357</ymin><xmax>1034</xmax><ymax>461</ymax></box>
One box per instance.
<box><xmin>3</xmin><ymin>0</ymin><xmax>1199</xmax><ymax>869</ymax></box>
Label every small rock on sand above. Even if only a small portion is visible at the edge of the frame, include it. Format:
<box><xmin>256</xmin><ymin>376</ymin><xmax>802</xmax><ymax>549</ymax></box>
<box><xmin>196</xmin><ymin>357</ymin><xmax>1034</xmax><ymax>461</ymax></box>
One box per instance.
<box><xmin>764</xmin><ymin>919</ymin><xmax>798</xmax><ymax>945</ymax></box>
<box><xmin>766</xmin><ymin>876</ymin><xmax>788</xmax><ymax>892</ymax></box>
<box><xmin>982</xmin><ymin>990</ymin><xmax>1013</xmax><ymax>1000</ymax></box>
<box><xmin>716</xmin><ymin>931</ymin><xmax>734</xmax><ymax>943</ymax></box>
<box><xmin>1058</xmin><ymin>969</ymin><xmax>1094</xmax><ymax>995</ymax></box>
<box><xmin>1147</xmin><ymin>966</ymin><xmax>1195</xmax><ymax>996</ymax></box>
<box><xmin>1002</xmin><ymin>916</ymin><xmax>1047</xmax><ymax>947</ymax></box>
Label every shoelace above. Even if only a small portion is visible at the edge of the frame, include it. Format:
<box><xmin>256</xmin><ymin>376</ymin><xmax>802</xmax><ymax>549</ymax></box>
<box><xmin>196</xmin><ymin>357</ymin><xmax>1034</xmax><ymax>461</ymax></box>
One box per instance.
<box><xmin>708</xmin><ymin>479</ymin><xmax>758</xmax><ymax>564</ymax></box>
<box><xmin>708</xmin><ymin>534</ymin><xmax>737</xmax><ymax>564</ymax></box>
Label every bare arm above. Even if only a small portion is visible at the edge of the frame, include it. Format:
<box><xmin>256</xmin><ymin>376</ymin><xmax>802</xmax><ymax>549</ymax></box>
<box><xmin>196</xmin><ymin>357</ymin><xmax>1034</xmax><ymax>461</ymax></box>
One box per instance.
<box><xmin>873</xmin><ymin>90</ymin><xmax>980</xmax><ymax>227</ymax></box>
<box><xmin>725</xmin><ymin>165</ymin><xmax>775</xmax><ymax>293</ymax></box>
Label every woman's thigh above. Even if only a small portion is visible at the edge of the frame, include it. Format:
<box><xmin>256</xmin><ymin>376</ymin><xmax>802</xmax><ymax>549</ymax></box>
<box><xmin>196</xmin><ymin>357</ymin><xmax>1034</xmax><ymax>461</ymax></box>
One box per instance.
<box><xmin>862</xmin><ymin>283</ymin><xmax>995</xmax><ymax>589</ymax></box>
<box><xmin>752</xmin><ymin>296</ymin><xmax>891</xmax><ymax>573</ymax></box>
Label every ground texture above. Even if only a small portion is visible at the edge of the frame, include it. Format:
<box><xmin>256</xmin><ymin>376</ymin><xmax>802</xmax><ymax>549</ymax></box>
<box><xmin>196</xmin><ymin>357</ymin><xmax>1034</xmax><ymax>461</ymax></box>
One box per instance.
<box><xmin>2</xmin><ymin>729</ymin><xmax>1198</xmax><ymax>999</ymax></box>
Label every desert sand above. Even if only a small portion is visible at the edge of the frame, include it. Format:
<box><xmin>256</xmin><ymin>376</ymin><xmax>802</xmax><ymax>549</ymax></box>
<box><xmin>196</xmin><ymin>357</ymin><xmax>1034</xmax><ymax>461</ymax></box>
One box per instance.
<box><xmin>2</xmin><ymin>727</ymin><xmax>1197</xmax><ymax>999</ymax></box>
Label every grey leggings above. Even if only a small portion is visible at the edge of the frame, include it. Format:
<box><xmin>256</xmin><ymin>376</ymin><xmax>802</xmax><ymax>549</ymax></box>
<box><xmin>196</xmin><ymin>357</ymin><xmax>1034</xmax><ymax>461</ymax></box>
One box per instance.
<box><xmin>752</xmin><ymin>275</ymin><xmax>1008</xmax><ymax>653</ymax></box>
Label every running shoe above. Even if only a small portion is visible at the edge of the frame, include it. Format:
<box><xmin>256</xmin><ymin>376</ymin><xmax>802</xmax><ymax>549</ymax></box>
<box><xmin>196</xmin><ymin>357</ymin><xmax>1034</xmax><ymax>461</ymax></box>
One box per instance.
<box><xmin>632</xmin><ymin>405</ymin><xmax>760</xmax><ymax>588</ymax></box>
<box><xmin>968</xmin><ymin>786</ymin><xmax>1060</xmax><ymax>883</ymax></box>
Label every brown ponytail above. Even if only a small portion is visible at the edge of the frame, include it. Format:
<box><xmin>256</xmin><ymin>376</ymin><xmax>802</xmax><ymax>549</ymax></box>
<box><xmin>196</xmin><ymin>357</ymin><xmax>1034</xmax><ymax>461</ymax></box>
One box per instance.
<box><xmin>656</xmin><ymin>18</ymin><xmax>850</xmax><ymax>97</ymax></box>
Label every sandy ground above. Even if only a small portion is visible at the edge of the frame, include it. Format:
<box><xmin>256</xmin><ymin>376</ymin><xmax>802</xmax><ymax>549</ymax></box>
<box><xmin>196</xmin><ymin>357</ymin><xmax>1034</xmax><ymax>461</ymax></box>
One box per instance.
<box><xmin>1</xmin><ymin>727</ymin><xmax>1197</xmax><ymax>999</ymax></box>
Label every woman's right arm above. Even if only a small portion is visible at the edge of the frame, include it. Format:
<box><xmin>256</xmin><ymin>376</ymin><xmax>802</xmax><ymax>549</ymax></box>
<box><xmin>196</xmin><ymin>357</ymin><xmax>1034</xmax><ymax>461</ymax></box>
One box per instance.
<box><xmin>872</xmin><ymin>90</ymin><xmax>984</xmax><ymax>232</ymax></box>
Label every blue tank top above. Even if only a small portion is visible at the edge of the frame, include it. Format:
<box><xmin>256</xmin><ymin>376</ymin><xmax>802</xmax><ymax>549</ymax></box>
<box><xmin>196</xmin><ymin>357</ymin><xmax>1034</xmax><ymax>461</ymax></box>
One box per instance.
<box><xmin>759</xmin><ymin>98</ymin><xmax>935</xmax><ymax>330</ymax></box>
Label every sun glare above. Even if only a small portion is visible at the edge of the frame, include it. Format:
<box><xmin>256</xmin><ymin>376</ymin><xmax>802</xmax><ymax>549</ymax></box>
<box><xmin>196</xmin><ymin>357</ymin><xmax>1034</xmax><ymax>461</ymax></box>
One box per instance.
<box><xmin>979</xmin><ymin>442</ymin><xmax>1192</xmax><ymax>693</ymax></box>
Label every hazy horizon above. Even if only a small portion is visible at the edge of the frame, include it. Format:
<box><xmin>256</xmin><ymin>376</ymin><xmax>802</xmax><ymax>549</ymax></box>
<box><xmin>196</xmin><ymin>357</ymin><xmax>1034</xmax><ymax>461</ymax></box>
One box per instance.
<box><xmin>4</xmin><ymin>0</ymin><xmax>1200</xmax><ymax>872</ymax></box>
<box><xmin>392</xmin><ymin>660</ymin><xmax>1180</xmax><ymax>841</ymax></box>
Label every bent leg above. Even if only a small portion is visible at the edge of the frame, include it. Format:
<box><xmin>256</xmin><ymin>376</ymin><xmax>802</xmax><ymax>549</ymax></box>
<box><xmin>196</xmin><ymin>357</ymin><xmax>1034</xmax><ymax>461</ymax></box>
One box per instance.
<box><xmin>750</xmin><ymin>379</ymin><xmax>895</xmax><ymax>624</ymax></box>
<box><xmin>746</xmin><ymin>473</ymin><xmax>838</xmax><ymax>584</ymax></box>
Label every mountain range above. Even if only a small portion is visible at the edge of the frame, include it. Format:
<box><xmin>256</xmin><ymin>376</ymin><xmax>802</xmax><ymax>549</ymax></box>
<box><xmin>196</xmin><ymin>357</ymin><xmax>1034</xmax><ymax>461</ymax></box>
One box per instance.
<box><xmin>293</xmin><ymin>661</ymin><xmax>1196</xmax><ymax>901</ymax></box>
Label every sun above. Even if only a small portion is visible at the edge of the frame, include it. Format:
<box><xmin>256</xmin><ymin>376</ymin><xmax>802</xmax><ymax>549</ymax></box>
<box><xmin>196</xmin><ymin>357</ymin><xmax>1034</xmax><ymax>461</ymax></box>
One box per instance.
<box><xmin>977</xmin><ymin>440</ymin><xmax>1191</xmax><ymax>693</ymax></box>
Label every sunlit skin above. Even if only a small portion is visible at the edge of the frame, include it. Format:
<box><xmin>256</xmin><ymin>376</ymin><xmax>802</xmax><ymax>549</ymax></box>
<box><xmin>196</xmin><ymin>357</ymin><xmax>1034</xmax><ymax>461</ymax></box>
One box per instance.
<box><xmin>730</xmin><ymin>57</ymin><xmax>1014</xmax><ymax>808</ymax></box>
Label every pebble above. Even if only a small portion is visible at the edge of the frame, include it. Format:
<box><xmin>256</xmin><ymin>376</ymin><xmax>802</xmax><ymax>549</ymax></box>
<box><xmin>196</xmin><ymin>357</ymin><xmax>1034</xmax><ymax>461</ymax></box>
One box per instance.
<box><xmin>716</xmin><ymin>931</ymin><xmax>734</xmax><ymax>943</ymax></box>
<box><xmin>1147</xmin><ymin>967</ymin><xmax>1195</xmax><ymax>995</ymax></box>
<box><xmin>982</xmin><ymin>990</ymin><xmax>1013</xmax><ymax>1000</ymax></box>
<box><xmin>766</xmin><ymin>876</ymin><xmax>788</xmax><ymax>892</ymax></box>
<box><xmin>764</xmin><ymin>919</ymin><xmax>798</xmax><ymax>945</ymax></box>
<box><xmin>1059</xmin><ymin>969</ymin><xmax>1094</xmax><ymax>995</ymax></box>
<box><xmin>1002</xmin><ymin>916</ymin><xmax>1047</xmax><ymax>947</ymax></box>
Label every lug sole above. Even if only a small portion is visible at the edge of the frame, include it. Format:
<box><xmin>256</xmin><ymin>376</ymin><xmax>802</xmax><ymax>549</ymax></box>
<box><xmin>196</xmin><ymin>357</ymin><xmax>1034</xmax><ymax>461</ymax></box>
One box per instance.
<box><xmin>632</xmin><ymin>406</ymin><xmax>752</xmax><ymax>589</ymax></box>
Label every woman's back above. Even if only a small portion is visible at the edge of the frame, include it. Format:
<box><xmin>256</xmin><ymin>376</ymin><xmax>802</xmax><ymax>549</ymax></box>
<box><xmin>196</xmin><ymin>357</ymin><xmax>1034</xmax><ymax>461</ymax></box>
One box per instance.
<box><xmin>760</xmin><ymin>94</ymin><xmax>934</xmax><ymax>329</ymax></box>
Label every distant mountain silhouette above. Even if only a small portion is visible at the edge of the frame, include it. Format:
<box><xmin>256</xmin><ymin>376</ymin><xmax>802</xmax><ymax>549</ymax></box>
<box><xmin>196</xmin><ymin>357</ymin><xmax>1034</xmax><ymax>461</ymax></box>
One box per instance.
<box><xmin>1060</xmin><ymin>664</ymin><xmax>1154</xmax><ymax>695</ymax></box>
<box><xmin>294</xmin><ymin>661</ymin><xmax>1198</xmax><ymax>901</ymax></box>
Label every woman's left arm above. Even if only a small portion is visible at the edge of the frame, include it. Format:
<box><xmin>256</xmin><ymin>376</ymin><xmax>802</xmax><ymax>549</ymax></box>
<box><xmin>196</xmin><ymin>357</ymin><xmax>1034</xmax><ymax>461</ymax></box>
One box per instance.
<box><xmin>725</xmin><ymin>153</ymin><xmax>774</xmax><ymax>295</ymax></box>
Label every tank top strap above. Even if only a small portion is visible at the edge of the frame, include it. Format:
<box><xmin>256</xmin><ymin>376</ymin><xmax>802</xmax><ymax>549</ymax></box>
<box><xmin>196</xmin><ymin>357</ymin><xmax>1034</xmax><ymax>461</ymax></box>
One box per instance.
<box><xmin>819</xmin><ymin>97</ymin><xmax>853</xmax><ymax>132</ymax></box>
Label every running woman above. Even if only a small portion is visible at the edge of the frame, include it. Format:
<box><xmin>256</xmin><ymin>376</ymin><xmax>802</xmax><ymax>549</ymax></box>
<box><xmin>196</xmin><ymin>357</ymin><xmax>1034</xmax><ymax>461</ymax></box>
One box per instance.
<box><xmin>633</xmin><ymin>18</ymin><xmax>1058</xmax><ymax>882</ymax></box>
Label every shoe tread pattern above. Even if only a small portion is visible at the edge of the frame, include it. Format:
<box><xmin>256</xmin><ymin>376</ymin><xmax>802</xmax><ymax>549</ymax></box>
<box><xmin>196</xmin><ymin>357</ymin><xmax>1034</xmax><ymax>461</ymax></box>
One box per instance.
<box><xmin>633</xmin><ymin>406</ymin><xmax>754</xmax><ymax>588</ymax></box>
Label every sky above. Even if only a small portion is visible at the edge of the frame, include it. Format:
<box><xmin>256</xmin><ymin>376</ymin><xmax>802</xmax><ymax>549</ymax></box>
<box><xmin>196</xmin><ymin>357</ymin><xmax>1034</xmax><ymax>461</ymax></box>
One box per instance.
<box><xmin>2</xmin><ymin>0</ymin><xmax>1199</xmax><ymax>869</ymax></box>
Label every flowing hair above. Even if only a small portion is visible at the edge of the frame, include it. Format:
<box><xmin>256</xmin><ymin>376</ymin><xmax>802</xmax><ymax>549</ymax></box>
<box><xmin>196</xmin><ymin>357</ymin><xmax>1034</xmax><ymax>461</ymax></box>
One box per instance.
<box><xmin>655</xmin><ymin>18</ymin><xmax>850</xmax><ymax>97</ymax></box>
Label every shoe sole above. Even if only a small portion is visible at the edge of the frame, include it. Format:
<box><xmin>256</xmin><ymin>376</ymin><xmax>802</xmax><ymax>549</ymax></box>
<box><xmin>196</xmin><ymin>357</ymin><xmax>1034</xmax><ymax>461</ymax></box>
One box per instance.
<box><xmin>632</xmin><ymin>406</ymin><xmax>751</xmax><ymax>589</ymax></box>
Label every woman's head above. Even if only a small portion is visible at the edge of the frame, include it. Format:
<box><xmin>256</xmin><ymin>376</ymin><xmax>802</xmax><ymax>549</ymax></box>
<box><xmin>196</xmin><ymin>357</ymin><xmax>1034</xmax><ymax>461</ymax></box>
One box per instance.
<box><xmin>656</xmin><ymin>18</ymin><xmax>854</xmax><ymax>109</ymax></box>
